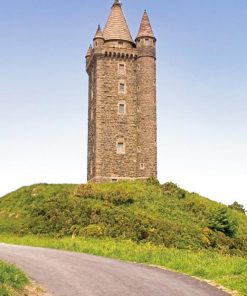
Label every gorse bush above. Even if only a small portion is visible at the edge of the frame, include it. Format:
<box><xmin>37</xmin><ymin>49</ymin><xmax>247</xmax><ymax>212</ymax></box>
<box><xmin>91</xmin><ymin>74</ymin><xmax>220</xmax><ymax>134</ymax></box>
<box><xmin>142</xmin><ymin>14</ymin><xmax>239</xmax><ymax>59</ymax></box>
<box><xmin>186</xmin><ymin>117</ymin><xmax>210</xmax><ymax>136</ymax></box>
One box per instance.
<box><xmin>162</xmin><ymin>182</ymin><xmax>186</xmax><ymax>199</ymax></box>
<box><xmin>0</xmin><ymin>181</ymin><xmax>247</xmax><ymax>256</ymax></box>
<box><xmin>146</xmin><ymin>176</ymin><xmax>160</xmax><ymax>186</ymax></box>
<box><xmin>75</xmin><ymin>184</ymin><xmax>134</xmax><ymax>205</ymax></box>
<box><xmin>208</xmin><ymin>207</ymin><xmax>238</xmax><ymax>237</ymax></box>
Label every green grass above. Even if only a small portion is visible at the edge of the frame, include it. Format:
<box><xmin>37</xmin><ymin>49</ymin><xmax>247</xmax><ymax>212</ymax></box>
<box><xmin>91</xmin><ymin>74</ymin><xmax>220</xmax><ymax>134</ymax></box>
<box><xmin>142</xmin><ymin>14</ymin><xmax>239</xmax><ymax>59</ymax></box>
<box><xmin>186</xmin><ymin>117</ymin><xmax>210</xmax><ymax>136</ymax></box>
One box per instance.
<box><xmin>0</xmin><ymin>234</ymin><xmax>246</xmax><ymax>295</ymax></box>
<box><xmin>0</xmin><ymin>181</ymin><xmax>246</xmax><ymax>255</ymax></box>
<box><xmin>0</xmin><ymin>260</ymin><xmax>29</xmax><ymax>296</ymax></box>
<box><xmin>0</xmin><ymin>180</ymin><xmax>246</xmax><ymax>295</ymax></box>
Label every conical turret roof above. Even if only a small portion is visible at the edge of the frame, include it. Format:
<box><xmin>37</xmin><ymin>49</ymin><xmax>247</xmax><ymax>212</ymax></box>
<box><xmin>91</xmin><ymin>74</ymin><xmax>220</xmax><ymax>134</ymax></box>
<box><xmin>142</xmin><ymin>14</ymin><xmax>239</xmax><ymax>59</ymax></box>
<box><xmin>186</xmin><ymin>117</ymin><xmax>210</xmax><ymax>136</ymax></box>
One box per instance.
<box><xmin>86</xmin><ymin>44</ymin><xmax>92</xmax><ymax>57</ymax></box>
<box><xmin>136</xmin><ymin>10</ymin><xmax>155</xmax><ymax>40</ymax></box>
<box><xmin>103</xmin><ymin>0</ymin><xmax>134</xmax><ymax>44</ymax></box>
<box><xmin>94</xmin><ymin>25</ymin><xmax>104</xmax><ymax>40</ymax></box>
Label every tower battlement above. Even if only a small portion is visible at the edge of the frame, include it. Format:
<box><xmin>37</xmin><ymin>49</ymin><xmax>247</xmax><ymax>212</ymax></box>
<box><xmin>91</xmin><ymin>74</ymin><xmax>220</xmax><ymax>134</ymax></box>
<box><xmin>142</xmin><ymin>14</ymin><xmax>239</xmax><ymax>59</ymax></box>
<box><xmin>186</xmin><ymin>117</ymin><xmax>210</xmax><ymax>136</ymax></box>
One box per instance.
<box><xmin>86</xmin><ymin>1</ymin><xmax>157</xmax><ymax>183</ymax></box>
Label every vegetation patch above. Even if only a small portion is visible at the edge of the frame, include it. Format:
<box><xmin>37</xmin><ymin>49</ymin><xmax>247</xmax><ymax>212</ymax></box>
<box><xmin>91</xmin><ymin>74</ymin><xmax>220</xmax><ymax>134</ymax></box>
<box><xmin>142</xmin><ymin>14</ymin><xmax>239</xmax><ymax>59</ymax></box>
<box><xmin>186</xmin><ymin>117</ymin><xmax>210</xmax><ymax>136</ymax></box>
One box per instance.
<box><xmin>0</xmin><ymin>261</ymin><xmax>28</xmax><ymax>296</ymax></box>
<box><xmin>0</xmin><ymin>181</ymin><xmax>246</xmax><ymax>255</ymax></box>
<box><xmin>0</xmin><ymin>180</ymin><xmax>246</xmax><ymax>294</ymax></box>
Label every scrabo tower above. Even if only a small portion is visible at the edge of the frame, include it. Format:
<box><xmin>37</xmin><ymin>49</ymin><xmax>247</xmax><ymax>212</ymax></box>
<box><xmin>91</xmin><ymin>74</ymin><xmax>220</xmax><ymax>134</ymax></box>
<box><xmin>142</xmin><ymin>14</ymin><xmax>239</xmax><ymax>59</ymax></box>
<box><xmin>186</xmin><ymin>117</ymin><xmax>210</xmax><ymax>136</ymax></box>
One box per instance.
<box><xmin>86</xmin><ymin>0</ymin><xmax>157</xmax><ymax>182</ymax></box>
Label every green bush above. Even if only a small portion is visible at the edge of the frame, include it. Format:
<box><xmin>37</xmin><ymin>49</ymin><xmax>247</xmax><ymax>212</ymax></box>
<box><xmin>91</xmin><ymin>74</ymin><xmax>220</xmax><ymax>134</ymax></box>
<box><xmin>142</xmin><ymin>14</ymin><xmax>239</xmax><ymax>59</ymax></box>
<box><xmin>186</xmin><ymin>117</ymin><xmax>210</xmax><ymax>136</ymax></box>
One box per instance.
<box><xmin>74</xmin><ymin>184</ymin><xmax>98</xmax><ymax>199</ymax></box>
<box><xmin>146</xmin><ymin>177</ymin><xmax>160</xmax><ymax>186</ymax></box>
<box><xmin>208</xmin><ymin>207</ymin><xmax>238</xmax><ymax>237</ymax></box>
<box><xmin>162</xmin><ymin>182</ymin><xmax>186</xmax><ymax>199</ymax></box>
<box><xmin>79</xmin><ymin>224</ymin><xmax>105</xmax><ymax>237</ymax></box>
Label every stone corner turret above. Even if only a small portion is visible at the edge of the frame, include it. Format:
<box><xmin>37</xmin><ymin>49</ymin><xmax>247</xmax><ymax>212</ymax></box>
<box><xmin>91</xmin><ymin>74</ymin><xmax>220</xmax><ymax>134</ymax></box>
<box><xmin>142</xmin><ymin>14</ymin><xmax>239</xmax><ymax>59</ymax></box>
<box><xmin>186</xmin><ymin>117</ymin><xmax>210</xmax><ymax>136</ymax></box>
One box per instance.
<box><xmin>93</xmin><ymin>25</ymin><xmax>105</xmax><ymax>48</ymax></box>
<box><xmin>136</xmin><ymin>10</ymin><xmax>156</xmax><ymax>59</ymax></box>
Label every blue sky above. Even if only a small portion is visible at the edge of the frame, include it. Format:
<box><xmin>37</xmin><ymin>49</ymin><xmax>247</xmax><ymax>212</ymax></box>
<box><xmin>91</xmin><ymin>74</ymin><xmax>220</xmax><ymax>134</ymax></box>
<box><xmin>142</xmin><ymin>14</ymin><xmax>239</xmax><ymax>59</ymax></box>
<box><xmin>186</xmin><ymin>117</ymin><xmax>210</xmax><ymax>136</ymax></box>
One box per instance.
<box><xmin>0</xmin><ymin>0</ymin><xmax>246</xmax><ymax>208</ymax></box>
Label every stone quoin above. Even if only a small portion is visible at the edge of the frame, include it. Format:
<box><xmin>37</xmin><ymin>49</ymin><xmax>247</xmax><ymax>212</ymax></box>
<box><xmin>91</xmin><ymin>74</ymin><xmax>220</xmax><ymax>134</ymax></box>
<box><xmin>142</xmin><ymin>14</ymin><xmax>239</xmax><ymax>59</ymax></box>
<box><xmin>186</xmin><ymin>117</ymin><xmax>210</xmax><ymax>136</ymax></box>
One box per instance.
<box><xmin>86</xmin><ymin>0</ymin><xmax>157</xmax><ymax>182</ymax></box>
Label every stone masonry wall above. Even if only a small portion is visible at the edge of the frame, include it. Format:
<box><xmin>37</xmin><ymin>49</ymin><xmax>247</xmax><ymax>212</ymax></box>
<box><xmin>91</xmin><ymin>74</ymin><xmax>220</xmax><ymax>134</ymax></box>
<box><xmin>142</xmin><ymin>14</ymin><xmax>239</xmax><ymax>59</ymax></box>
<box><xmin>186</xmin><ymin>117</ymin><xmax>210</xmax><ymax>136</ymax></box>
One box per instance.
<box><xmin>87</xmin><ymin>40</ymin><xmax>157</xmax><ymax>182</ymax></box>
<box><xmin>136</xmin><ymin>44</ymin><xmax>157</xmax><ymax>178</ymax></box>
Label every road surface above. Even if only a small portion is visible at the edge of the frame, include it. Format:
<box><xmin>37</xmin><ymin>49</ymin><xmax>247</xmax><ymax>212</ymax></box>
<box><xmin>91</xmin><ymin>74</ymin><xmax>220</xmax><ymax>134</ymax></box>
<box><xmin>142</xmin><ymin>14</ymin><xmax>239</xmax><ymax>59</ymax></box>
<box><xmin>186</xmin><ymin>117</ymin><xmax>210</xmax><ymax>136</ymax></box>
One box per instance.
<box><xmin>0</xmin><ymin>243</ymin><xmax>230</xmax><ymax>296</ymax></box>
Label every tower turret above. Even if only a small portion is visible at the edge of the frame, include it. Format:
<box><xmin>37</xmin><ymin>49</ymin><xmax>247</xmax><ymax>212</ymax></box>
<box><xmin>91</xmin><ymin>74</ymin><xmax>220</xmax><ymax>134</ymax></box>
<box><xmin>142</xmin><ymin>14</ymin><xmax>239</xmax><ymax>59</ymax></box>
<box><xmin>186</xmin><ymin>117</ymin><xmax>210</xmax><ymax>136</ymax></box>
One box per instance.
<box><xmin>136</xmin><ymin>10</ymin><xmax>156</xmax><ymax>57</ymax></box>
<box><xmin>85</xmin><ymin>44</ymin><xmax>92</xmax><ymax>63</ymax></box>
<box><xmin>93</xmin><ymin>25</ymin><xmax>104</xmax><ymax>48</ymax></box>
<box><xmin>136</xmin><ymin>10</ymin><xmax>157</xmax><ymax>178</ymax></box>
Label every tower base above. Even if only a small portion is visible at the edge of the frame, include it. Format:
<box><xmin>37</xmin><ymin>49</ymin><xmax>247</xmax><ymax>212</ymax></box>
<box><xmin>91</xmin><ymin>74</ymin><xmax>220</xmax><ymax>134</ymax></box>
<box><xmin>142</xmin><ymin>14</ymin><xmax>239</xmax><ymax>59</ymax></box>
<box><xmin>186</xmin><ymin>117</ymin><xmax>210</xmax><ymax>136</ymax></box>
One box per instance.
<box><xmin>88</xmin><ymin>176</ymin><xmax>151</xmax><ymax>183</ymax></box>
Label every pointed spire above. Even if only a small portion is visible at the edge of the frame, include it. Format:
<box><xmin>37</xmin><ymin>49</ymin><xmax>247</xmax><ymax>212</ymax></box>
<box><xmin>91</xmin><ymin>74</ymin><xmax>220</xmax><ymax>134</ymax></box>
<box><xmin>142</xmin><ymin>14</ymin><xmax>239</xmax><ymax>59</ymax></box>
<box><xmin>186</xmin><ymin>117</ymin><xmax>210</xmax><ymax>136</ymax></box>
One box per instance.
<box><xmin>113</xmin><ymin>0</ymin><xmax>121</xmax><ymax>6</ymax></box>
<box><xmin>86</xmin><ymin>44</ymin><xmax>92</xmax><ymax>57</ymax></box>
<box><xmin>136</xmin><ymin>10</ymin><xmax>155</xmax><ymax>40</ymax></box>
<box><xmin>103</xmin><ymin>0</ymin><xmax>134</xmax><ymax>44</ymax></box>
<box><xmin>94</xmin><ymin>25</ymin><xmax>104</xmax><ymax>40</ymax></box>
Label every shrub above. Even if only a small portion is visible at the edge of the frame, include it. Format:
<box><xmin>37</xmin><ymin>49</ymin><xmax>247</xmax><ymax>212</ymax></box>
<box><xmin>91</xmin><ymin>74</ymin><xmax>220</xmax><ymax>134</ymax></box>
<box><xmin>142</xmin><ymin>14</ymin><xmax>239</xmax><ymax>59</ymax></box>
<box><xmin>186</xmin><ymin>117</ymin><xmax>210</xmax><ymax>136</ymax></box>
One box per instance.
<box><xmin>75</xmin><ymin>184</ymin><xmax>134</xmax><ymax>206</ymax></box>
<box><xmin>103</xmin><ymin>191</ymin><xmax>134</xmax><ymax>205</ymax></box>
<box><xmin>79</xmin><ymin>224</ymin><xmax>105</xmax><ymax>237</ymax></box>
<box><xmin>208</xmin><ymin>207</ymin><xmax>238</xmax><ymax>238</ymax></box>
<box><xmin>162</xmin><ymin>182</ymin><xmax>186</xmax><ymax>199</ymax></box>
<box><xmin>74</xmin><ymin>184</ymin><xmax>97</xmax><ymax>198</ymax></box>
<box><xmin>146</xmin><ymin>177</ymin><xmax>160</xmax><ymax>186</ymax></box>
<box><xmin>184</xmin><ymin>200</ymin><xmax>207</xmax><ymax>215</ymax></box>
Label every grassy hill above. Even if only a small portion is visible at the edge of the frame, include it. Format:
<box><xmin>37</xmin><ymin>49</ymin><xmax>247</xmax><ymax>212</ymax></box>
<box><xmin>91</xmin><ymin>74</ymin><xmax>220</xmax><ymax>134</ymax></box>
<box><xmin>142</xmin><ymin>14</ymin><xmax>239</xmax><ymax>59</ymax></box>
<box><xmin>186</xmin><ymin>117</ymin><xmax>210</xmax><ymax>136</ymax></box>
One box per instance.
<box><xmin>0</xmin><ymin>180</ymin><xmax>246</xmax><ymax>256</ymax></box>
<box><xmin>1</xmin><ymin>180</ymin><xmax>247</xmax><ymax>295</ymax></box>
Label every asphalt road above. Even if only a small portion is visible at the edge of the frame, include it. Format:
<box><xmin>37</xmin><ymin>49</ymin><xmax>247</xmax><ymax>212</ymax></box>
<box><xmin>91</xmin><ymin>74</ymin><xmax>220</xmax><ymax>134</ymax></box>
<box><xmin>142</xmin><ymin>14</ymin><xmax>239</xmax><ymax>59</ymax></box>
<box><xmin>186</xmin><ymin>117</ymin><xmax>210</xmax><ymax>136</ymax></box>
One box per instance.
<box><xmin>0</xmin><ymin>243</ymin><xmax>230</xmax><ymax>296</ymax></box>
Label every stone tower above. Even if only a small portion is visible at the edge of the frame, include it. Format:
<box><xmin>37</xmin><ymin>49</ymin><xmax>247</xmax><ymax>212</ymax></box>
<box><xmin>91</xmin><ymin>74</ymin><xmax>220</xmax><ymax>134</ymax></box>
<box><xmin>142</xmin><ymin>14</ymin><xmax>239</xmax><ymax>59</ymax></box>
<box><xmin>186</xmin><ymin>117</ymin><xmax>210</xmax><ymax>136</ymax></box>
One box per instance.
<box><xmin>86</xmin><ymin>0</ymin><xmax>157</xmax><ymax>183</ymax></box>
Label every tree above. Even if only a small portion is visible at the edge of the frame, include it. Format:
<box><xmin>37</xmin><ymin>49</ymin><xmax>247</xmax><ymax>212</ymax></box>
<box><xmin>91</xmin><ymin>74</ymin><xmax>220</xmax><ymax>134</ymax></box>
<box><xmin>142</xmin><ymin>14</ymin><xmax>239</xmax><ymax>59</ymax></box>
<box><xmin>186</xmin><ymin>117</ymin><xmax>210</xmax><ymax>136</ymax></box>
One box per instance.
<box><xmin>228</xmin><ymin>202</ymin><xmax>246</xmax><ymax>214</ymax></box>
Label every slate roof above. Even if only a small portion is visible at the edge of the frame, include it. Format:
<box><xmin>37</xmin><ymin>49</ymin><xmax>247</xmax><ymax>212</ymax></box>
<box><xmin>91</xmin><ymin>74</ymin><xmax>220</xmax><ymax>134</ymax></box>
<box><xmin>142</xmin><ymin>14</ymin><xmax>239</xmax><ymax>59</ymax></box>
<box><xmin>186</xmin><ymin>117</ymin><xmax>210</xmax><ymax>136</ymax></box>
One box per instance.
<box><xmin>94</xmin><ymin>25</ymin><xmax>104</xmax><ymax>40</ymax></box>
<box><xmin>103</xmin><ymin>0</ymin><xmax>134</xmax><ymax>43</ymax></box>
<box><xmin>136</xmin><ymin>10</ymin><xmax>155</xmax><ymax>39</ymax></box>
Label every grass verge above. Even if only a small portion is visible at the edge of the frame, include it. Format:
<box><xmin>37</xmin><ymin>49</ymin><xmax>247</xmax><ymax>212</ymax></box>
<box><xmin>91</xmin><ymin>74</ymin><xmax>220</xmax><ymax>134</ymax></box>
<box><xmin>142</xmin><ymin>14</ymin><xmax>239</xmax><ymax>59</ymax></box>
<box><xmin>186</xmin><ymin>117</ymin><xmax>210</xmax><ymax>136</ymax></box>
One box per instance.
<box><xmin>0</xmin><ymin>260</ymin><xmax>29</xmax><ymax>296</ymax></box>
<box><xmin>0</xmin><ymin>234</ymin><xmax>246</xmax><ymax>295</ymax></box>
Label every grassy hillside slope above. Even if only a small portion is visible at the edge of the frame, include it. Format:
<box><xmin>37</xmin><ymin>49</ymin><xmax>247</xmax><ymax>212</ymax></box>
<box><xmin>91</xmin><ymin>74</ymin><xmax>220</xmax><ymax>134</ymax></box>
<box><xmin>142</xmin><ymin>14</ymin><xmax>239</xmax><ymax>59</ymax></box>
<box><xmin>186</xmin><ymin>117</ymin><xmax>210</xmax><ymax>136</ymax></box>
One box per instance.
<box><xmin>0</xmin><ymin>180</ymin><xmax>246</xmax><ymax>255</ymax></box>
